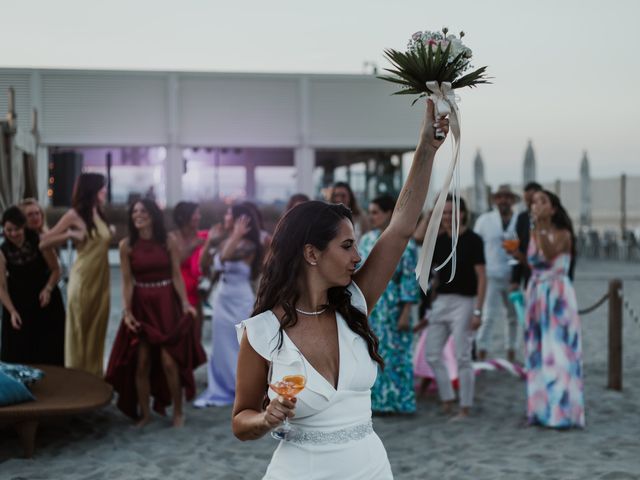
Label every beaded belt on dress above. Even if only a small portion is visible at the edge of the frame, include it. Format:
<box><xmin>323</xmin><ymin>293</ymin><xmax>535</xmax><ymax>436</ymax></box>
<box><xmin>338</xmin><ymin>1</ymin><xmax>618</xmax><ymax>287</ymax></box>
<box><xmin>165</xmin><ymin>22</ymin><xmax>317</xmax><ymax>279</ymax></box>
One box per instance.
<box><xmin>134</xmin><ymin>279</ymin><xmax>172</xmax><ymax>288</ymax></box>
<box><xmin>284</xmin><ymin>420</ymin><xmax>373</xmax><ymax>445</ymax></box>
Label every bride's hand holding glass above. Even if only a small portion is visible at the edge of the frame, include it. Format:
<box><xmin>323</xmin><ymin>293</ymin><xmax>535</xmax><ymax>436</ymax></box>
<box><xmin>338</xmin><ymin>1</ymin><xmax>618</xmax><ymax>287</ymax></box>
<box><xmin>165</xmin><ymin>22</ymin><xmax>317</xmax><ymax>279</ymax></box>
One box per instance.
<box><xmin>265</xmin><ymin>349</ymin><xmax>307</xmax><ymax>440</ymax></box>
<box><xmin>263</xmin><ymin>394</ymin><xmax>297</xmax><ymax>431</ymax></box>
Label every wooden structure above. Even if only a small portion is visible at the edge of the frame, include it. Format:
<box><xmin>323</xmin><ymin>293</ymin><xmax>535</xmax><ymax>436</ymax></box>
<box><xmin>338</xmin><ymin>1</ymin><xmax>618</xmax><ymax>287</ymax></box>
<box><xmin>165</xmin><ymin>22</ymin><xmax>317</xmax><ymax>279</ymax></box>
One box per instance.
<box><xmin>0</xmin><ymin>365</ymin><xmax>113</xmax><ymax>458</ymax></box>
<box><xmin>0</xmin><ymin>86</ymin><xmax>39</xmax><ymax>210</ymax></box>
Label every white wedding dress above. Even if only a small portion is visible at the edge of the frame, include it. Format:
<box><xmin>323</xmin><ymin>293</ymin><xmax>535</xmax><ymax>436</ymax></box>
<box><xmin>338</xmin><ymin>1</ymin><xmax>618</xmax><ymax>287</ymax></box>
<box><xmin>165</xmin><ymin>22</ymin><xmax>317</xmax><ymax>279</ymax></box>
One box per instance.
<box><xmin>237</xmin><ymin>282</ymin><xmax>393</xmax><ymax>479</ymax></box>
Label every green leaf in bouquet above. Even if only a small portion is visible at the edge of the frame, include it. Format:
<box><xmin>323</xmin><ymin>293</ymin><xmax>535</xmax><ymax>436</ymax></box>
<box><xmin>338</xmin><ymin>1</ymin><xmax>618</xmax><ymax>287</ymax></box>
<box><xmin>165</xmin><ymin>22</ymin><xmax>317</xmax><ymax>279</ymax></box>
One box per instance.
<box><xmin>405</xmin><ymin>50</ymin><xmax>427</xmax><ymax>83</ymax></box>
<box><xmin>377</xmin><ymin>73</ymin><xmax>415</xmax><ymax>89</ymax></box>
<box><xmin>418</xmin><ymin>42</ymin><xmax>429</xmax><ymax>74</ymax></box>
<box><xmin>423</xmin><ymin>43</ymin><xmax>439</xmax><ymax>91</ymax></box>
<box><xmin>435</xmin><ymin>42</ymin><xmax>453</xmax><ymax>80</ymax></box>
<box><xmin>452</xmin><ymin>66</ymin><xmax>491</xmax><ymax>89</ymax></box>
<box><xmin>380</xmin><ymin>67</ymin><xmax>419</xmax><ymax>90</ymax></box>
<box><xmin>425</xmin><ymin>43</ymin><xmax>433</xmax><ymax>77</ymax></box>
<box><xmin>433</xmin><ymin>44</ymin><xmax>442</xmax><ymax>74</ymax></box>
<box><xmin>379</xmin><ymin>37</ymin><xmax>491</xmax><ymax>101</ymax></box>
<box><xmin>380</xmin><ymin>49</ymin><xmax>427</xmax><ymax>93</ymax></box>
<box><xmin>441</xmin><ymin>51</ymin><xmax>467</xmax><ymax>82</ymax></box>
<box><xmin>410</xmin><ymin>93</ymin><xmax>427</xmax><ymax>106</ymax></box>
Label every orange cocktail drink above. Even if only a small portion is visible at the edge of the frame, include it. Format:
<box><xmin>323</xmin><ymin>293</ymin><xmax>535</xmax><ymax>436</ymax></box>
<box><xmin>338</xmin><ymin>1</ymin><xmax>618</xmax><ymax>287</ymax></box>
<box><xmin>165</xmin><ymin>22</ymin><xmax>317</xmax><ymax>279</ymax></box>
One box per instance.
<box><xmin>502</xmin><ymin>238</ymin><xmax>520</xmax><ymax>252</ymax></box>
<box><xmin>269</xmin><ymin>374</ymin><xmax>306</xmax><ymax>398</ymax></box>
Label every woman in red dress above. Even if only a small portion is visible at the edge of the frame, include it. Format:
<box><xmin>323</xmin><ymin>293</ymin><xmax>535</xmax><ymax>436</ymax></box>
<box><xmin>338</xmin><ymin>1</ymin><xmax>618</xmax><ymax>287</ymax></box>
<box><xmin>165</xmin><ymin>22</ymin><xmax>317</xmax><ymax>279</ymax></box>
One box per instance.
<box><xmin>172</xmin><ymin>201</ymin><xmax>208</xmax><ymax>343</ymax></box>
<box><xmin>106</xmin><ymin>199</ymin><xmax>206</xmax><ymax>427</ymax></box>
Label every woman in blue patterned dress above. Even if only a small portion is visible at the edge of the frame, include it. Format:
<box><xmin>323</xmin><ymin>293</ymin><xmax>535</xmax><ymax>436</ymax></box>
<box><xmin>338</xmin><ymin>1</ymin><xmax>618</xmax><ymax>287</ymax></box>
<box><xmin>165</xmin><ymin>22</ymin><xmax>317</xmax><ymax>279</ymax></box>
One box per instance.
<box><xmin>525</xmin><ymin>190</ymin><xmax>585</xmax><ymax>428</ymax></box>
<box><xmin>359</xmin><ymin>195</ymin><xmax>419</xmax><ymax>414</ymax></box>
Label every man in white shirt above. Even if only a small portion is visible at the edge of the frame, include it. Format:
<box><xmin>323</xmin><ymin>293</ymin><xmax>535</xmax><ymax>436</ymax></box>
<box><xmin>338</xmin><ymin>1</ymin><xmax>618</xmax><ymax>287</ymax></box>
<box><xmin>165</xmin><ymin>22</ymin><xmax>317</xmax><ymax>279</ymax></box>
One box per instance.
<box><xmin>473</xmin><ymin>184</ymin><xmax>519</xmax><ymax>362</ymax></box>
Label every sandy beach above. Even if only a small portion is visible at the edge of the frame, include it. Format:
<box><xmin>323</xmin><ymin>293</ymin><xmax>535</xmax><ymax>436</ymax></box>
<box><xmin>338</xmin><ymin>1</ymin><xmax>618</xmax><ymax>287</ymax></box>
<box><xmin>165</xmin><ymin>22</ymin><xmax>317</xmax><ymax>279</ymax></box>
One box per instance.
<box><xmin>2</xmin><ymin>258</ymin><xmax>639</xmax><ymax>479</ymax></box>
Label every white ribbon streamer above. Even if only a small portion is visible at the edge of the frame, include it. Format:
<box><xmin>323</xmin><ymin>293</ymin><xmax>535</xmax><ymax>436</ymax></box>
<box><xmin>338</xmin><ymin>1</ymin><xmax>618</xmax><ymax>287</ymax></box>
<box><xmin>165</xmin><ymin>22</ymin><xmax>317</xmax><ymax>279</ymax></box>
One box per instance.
<box><xmin>415</xmin><ymin>81</ymin><xmax>462</xmax><ymax>293</ymax></box>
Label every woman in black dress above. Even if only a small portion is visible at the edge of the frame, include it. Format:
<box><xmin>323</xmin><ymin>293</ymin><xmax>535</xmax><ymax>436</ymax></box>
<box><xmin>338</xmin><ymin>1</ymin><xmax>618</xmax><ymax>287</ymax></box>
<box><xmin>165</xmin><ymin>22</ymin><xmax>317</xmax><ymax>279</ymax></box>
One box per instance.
<box><xmin>0</xmin><ymin>206</ymin><xmax>65</xmax><ymax>365</ymax></box>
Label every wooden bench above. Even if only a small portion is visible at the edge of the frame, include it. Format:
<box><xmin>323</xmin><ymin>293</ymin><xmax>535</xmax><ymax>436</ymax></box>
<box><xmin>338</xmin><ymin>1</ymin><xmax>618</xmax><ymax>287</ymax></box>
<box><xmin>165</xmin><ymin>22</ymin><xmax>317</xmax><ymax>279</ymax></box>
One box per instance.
<box><xmin>0</xmin><ymin>365</ymin><xmax>113</xmax><ymax>458</ymax></box>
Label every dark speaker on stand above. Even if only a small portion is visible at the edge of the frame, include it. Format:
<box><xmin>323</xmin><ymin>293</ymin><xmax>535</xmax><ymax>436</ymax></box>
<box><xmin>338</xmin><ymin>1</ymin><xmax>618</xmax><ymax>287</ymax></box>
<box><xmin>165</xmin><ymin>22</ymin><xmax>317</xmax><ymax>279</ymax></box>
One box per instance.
<box><xmin>50</xmin><ymin>151</ymin><xmax>83</xmax><ymax>207</ymax></box>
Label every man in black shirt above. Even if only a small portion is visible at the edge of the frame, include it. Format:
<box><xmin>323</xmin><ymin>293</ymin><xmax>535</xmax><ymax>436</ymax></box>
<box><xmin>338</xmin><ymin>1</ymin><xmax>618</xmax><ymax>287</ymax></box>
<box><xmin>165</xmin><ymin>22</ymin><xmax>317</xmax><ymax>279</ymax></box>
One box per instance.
<box><xmin>508</xmin><ymin>182</ymin><xmax>542</xmax><ymax>290</ymax></box>
<box><xmin>425</xmin><ymin>196</ymin><xmax>486</xmax><ymax>418</ymax></box>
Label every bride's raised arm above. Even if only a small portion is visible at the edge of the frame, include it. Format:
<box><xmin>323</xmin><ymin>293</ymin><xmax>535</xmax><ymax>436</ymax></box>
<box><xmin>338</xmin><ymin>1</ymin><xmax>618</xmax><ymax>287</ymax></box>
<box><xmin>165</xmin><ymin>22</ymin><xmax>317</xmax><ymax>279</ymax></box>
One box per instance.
<box><xmin>353</xmin><ymin>99</ymin><xmax>448</xmax><ymax>313</ymax></box>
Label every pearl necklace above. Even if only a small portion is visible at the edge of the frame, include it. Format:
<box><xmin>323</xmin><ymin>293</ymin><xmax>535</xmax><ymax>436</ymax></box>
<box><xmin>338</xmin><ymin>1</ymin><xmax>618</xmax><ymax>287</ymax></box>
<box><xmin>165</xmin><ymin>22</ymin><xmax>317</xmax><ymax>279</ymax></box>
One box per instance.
<box><xmin>295</xmin><ymin>306</ymin><xmax>327</xmax><ymax>316</ymax></box>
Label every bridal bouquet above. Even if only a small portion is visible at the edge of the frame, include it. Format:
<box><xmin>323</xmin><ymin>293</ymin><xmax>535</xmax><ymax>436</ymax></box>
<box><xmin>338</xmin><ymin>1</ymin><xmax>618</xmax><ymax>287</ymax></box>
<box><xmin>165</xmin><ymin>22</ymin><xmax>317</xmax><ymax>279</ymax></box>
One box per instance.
<box><xmin>378</xmin><ymin>28</ymin><xmax>489</xmax><ymax>105</ymax></box>
<box><xmin>379</xmin><ymin>29</ymin><xmax>490</xmax><ymax>292</ymax></box>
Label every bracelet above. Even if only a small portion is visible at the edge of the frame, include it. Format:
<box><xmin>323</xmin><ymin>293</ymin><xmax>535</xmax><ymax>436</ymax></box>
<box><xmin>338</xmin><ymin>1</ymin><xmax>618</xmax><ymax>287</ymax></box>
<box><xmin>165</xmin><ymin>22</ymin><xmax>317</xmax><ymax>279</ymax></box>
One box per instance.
<box><xmin>473</xmin><ymin>309</ymin><xmax>482</xmax><ymax>317</ymax></box>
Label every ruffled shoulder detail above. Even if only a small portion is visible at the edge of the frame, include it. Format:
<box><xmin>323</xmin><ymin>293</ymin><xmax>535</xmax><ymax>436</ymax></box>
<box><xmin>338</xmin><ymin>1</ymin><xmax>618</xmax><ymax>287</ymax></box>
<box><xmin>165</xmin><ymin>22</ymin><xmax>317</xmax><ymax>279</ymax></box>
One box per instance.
<box><xmin>236</xmin><ymin>311</ymin><xmax>281</xmax><ymax>360</ymax></box>
<box><xmin>347</xmin><ymin>281</ymin><xmax>367</xmax><ymax>316</ymax></box>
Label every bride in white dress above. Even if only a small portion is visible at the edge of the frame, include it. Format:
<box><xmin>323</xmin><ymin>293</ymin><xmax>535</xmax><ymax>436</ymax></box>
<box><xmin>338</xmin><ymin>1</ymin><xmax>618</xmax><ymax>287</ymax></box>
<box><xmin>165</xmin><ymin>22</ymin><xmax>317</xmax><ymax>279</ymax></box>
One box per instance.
<box><xmin>232</xmin><ymin>100</ymin><xmax>448</xmax><ymax>479</ymax></box>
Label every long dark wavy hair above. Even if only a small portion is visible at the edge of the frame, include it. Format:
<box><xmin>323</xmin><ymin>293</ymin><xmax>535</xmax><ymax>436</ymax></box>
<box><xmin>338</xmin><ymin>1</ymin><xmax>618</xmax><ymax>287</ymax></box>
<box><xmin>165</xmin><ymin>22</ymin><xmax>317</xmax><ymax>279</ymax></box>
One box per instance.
<box><xmin>252</xmin><ymin>201</ymin><xmax>384</xmax><ymax>369</ymax></box>
<box><xmin>230</xmin><ymin>204</ymin><xmax>263</xmax><ymax>280</ymax></box>
<box><xmin>71</xmin><ymin>173</ymin><xmax>106</xmax><ymax>237</ymax></box>
<box><xmin>542</xmin><ymin>190</ymin><xmax>576</xmax><ymax>280</ymax></box>
<box><xmin>127</xmin><ymin>199</ymin><xmax>167</xmax><ymax>247</ymax></box>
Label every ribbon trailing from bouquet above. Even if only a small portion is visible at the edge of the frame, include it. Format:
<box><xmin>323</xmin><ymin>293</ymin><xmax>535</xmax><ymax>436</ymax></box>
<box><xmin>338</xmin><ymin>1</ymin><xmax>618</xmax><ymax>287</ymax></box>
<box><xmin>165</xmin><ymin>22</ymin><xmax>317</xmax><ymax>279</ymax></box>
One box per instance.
<box><xmin>415</xmin><ymin>81</ymin><xmax>462</xmax><ymax>293</ymax></box>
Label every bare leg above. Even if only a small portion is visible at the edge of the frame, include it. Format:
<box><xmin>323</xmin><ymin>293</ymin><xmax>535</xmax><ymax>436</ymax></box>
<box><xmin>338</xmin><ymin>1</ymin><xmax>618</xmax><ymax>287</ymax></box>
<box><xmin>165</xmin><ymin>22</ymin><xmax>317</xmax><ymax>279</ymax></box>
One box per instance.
<box><xmin>135</xmin><ymin>341</ymin><xmax>152</xmax><ymax>427</ymax></box>
<box><xmin>195</xmin><ymin>304</ymin><xmax>203</xmax><ymax>345</ymax></box>
<box><xmin>161</xmin><ymin>348</ymin><xmax>184</xmax><ymax>427</ymax></box>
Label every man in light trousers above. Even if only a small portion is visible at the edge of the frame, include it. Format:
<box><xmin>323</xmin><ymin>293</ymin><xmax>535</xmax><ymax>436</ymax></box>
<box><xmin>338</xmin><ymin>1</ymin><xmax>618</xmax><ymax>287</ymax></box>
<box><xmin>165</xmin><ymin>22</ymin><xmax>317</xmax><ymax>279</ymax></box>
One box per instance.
<box><xmin>425</xmin><ymin>196</ymin><xmax>486</xmax><ymax>418</ymax></box>
<box><xmin>473</xmin><ymin>184</ymin><xmax>519</xmax><ymax>362</ymax></box>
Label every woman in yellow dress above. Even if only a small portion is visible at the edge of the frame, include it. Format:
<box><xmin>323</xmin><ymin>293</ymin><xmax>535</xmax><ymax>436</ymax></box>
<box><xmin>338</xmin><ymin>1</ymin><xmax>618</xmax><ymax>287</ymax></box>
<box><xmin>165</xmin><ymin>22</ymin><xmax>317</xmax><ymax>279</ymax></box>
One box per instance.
<box><xmin>40</xmin><ymin>173</ymin><xmax>111</xmax><ymax>376</ymax></box>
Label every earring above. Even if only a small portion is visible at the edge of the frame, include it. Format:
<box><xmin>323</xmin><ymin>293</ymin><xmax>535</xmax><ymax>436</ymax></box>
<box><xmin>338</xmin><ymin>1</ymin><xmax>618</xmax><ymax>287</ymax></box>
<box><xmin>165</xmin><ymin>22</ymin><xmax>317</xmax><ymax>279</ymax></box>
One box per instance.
<box><xmin>310</xmin><ymin>262</ymin><xmax>317</xmax><ymax>266</ymax></box>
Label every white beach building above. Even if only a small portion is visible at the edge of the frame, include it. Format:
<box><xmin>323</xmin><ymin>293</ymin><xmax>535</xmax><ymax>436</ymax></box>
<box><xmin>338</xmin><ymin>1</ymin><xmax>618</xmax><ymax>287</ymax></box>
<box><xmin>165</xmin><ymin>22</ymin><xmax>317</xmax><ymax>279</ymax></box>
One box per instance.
<box><xmin>0</xmin><ymin>68</ymin><xmax>425</xmax><ymax>208</ymax></box>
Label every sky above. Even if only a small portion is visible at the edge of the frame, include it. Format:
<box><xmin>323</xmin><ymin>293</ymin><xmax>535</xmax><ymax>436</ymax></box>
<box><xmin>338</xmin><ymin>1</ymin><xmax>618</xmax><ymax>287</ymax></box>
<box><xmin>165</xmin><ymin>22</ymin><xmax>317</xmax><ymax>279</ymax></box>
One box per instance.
<box><xmin>2</xmin><ymin>0</ymin><xmax>639</xmax><ymax>187</ymax></box>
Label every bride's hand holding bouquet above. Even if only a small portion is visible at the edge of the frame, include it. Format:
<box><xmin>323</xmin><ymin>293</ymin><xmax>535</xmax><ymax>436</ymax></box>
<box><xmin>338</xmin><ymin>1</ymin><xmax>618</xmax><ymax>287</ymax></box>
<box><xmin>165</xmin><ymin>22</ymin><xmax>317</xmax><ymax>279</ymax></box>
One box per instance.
<box><xmin>379</xmin><ymin>28</ymin><xmax>490</xmax><ymax>292</ymax></box>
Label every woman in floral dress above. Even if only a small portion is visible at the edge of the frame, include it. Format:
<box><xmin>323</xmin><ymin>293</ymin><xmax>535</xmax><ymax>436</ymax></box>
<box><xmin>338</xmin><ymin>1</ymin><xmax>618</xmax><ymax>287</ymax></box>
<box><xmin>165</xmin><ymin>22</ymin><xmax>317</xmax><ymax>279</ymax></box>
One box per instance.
<box><xmin>359</xmin><ymin>195</ymin><xmax>419</xmax><ymax>414</ymax></box>
<box><xmin>525</xmin><ymin>190</ymin><xmax>585</xmax><ymax>428</ymax></box>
